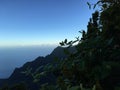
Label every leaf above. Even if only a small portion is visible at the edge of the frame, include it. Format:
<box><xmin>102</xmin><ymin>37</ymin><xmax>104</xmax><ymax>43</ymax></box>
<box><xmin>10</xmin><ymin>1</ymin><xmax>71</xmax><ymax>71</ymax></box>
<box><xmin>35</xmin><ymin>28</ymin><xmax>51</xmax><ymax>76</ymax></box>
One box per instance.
<box><xmin>79</xmin><ymin>31</ymin><xmax>82</xmax><ymax>33</ymax></box>
<box><xmin>93</xmin><ymin>1</ymin><xmax>101</xmax><ymax>9</ymax></box>
<box><xmin>87</xmin><ymin>2</ymin><xmax>91</xmax><ymax>9</ymax></box>
<box><xmin>59</xmin><ymin>41</ymin><xmax>64</xmax><ymax>46</ymax></box>
<box><xmin>64</xmin><ymin>39</ymin><xmax>67</xmax><ymax>43</ymax></box>
<box><xmin>67</xmin><ymin>41</ymin><xmax>72</xmax><ymax>45</ymax></box>
<box><xmin>93</xmin><ymin>4</ymin><xmax>97</xmax><ymax>9</ymax></box>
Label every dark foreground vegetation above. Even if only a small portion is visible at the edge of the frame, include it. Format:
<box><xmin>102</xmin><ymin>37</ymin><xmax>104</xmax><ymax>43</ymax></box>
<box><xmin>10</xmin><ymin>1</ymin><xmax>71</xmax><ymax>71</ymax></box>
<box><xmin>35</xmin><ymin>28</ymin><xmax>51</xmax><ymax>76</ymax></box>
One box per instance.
<box><xmin>0</xmin><ymin>0</ymin><xmax>120</xmax><ymax>90</ymax></box>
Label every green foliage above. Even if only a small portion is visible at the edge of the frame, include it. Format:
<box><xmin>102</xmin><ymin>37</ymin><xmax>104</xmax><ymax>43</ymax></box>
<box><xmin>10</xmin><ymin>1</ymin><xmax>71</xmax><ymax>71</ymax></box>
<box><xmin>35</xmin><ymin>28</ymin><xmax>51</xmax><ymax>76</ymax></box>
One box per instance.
<box><xmin>50</xmin><ymin>0</ymin><xmax>120</xmax><ymax>90</ymax></box>
<box><xmin>10</xmin><ymin>83</ymin><xmax>27</xmax><ymax>90</ymax></box>
<box><xmin>0</xmin><ymin>83</ymin><xmax>27</xmax><ymax>90</ymax></box>
<box><xmin>16</xmin><ymin>0</ymin><xmax>120</xmax><ymax>90</ymax></box>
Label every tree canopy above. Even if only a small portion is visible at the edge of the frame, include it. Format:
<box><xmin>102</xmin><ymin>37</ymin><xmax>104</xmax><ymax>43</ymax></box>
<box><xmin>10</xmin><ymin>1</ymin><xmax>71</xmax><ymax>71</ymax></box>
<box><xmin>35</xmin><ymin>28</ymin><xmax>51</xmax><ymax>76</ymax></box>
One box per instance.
<box><xmin>52</xmin><ymin>0</ymin><xmax>120</xmax><ymax>90</ymax></box>
<box><xmin>31</xmin><ymin>0</ymin><xmax>120</xmax><ymax>90</ymax></box>
<box><xmin>1</xmin><ymin>0</ymin><xmax>119</xmax><ymax>90</ymax></box>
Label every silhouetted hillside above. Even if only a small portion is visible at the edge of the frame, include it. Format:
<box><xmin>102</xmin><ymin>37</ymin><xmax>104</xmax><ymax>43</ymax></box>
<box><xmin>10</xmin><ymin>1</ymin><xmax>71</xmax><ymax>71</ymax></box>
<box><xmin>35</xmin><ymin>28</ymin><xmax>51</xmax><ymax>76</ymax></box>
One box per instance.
<box><xmin>0</xmin><ymin>46</ymin><xmax>75</xmax><ymax>90</ymax></box>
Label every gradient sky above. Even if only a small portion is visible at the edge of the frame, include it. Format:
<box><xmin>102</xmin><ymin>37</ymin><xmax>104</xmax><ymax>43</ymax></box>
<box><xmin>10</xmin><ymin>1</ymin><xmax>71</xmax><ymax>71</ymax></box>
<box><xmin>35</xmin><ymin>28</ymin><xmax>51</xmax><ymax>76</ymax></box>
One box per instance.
<box><xmin>0</xmin><ymin>0</ymin><xmax>98</xmax><ymax>47</ymax></box>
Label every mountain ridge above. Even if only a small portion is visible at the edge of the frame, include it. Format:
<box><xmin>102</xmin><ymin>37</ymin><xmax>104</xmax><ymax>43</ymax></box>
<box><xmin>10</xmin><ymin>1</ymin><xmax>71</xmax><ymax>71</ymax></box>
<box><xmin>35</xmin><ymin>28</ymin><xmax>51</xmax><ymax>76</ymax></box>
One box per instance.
<box><xmin>0</xmin><ymin>46</ymin><xmax>75</xmax><ymax>89</ymax></box>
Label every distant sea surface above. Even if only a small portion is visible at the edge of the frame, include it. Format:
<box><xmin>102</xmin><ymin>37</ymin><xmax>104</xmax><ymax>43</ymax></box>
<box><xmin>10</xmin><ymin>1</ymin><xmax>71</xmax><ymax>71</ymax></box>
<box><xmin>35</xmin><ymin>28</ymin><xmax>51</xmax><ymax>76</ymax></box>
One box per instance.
<box><xmin>0</xmin><ymin>45</ymin><xmax>56</xmax><ymax>79</ymax></box>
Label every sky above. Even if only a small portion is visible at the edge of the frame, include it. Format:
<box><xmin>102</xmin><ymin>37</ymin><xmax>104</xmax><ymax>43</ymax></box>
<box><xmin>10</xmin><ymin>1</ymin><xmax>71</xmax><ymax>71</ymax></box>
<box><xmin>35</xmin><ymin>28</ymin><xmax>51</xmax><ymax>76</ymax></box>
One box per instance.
<box><xmin>0</xmin><ymin>0</ymin><xmax>98</xmax><ymax>47</ymax></box>
<box><xmin>0</xmin><ymin>0</ymin><xmax>99</xmax><ymax>78</ymax></box>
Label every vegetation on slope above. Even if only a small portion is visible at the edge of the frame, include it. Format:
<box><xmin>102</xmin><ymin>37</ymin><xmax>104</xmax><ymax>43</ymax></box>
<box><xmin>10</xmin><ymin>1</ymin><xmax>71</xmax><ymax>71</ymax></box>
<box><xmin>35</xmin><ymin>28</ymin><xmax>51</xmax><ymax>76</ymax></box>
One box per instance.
<box><xmin>0</xmin><ymin>0</ymin><xmax>120</xmax><ymax>90</ymax></box>
<box><xmin>40</xmin><ymin>0</ymin><xmax>120</xmax><ymax>90</ymax></box>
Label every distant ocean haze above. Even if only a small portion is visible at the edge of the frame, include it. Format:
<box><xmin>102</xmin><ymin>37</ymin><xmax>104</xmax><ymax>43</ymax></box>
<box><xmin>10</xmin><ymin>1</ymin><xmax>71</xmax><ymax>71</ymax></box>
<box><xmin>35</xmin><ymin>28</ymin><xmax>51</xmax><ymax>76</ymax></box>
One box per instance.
<box><xmin>0</xmin><ymin>45</ymin><xmax>57</xmax><ymax>79</ymax></box>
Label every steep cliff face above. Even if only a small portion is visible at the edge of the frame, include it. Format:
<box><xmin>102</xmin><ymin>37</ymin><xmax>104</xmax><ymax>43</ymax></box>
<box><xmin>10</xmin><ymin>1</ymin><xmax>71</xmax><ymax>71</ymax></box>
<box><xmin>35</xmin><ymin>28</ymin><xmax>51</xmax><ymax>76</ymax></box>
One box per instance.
<box><xmin>0</xmin><ymin>46</ymin><xmax>75</xmax><ymax>89</ymax></box>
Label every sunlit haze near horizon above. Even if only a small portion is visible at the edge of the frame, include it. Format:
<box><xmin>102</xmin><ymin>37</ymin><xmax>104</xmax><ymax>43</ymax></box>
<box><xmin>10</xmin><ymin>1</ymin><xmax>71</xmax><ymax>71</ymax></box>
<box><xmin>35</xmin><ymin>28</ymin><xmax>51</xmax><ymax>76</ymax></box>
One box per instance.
<box><xmin>0</xmin><ymin>45</ymin><xmax>56</xmax><ymax>78</ymax></box>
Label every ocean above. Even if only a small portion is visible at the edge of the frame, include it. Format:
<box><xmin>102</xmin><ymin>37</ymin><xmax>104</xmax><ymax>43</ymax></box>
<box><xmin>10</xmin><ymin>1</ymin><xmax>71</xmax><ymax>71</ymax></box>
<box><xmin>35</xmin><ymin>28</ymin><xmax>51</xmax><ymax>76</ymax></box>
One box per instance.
<box><xmin>0</xmin><ymin>45</ymin><xmax>56</xmax><ymax>79</ymax></box>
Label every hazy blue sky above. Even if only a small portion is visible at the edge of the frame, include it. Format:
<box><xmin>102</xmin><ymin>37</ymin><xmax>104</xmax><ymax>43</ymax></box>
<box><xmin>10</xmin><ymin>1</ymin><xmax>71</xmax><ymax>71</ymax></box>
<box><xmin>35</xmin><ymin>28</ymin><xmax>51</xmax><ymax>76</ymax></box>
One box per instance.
<box><xmin>0</xmin><ymin>0</ymin><xmax>98</xmax><ymax>47</ymax></box>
